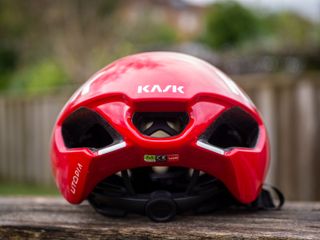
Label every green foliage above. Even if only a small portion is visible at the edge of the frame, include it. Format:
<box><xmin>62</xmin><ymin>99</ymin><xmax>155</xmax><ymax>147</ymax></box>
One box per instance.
<box><xmin>0</xmin><ymin>47</ymin><xmax>17</xmax><ymax>73</ymax></box>
<box><xmin>97</xmin><ymin>0</ymin><xmax>122</xmax><ymax>16</ymax></box>
<box><xmin>0</xmin><ymin>47</ymin><xmax>18</xmax><ymax>90</ymax></box>
<box><xmin>8</xmin><ymin>60</ymin><xmax>68</xmax><ymax>94</ymax></box>
<box><xmin>141</xmin><ymin>23</ymin><xmax>177</xmax><ymax>46</ymax></box>
<box><xmin>202</xmin><ymin>1</ymin><xmax>319</xmax><ymax>53</ymax></box>
<box><xmin>0</xmin><ymin>182</ymin><xmax>58</xmax><ymax>196</ymax></box>
<box><xmin>0</xmin><ymin>0</ymin><xmax>27</xmax><ymax>38</ymax></box>
<box><xmin>0</xmin><ymin>0</ymin><xmax>25</xmax><ymax>90</ymax></box>
<box><xmin>126</xmin><ymin>20</ymin><xmax>177</xmax><ymax>48</ymax></box>
<box><xmin>263</xmin><ymin>12</ymin><xmax>316</xmax><ymax>50</ymax></box>
<box><xmin>0</xmin><ymin>0</ymin><xmax>181</xmax><ymax>93</ymax></box>
<box><xmin>203</xmin><ymin>0</ymin><xmax>260</xmax><ymax>50</ymax></box>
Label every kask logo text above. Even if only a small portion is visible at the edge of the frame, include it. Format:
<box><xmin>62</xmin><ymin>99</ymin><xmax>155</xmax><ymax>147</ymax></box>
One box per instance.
<box><xmin>137</xmin><ymin>85</ymin><xmax>184</xmax><ymax>94</ymax></box>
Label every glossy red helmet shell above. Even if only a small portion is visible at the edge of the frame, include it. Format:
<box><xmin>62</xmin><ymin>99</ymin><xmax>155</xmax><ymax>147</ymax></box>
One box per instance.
<box><xmin>51</xmin><ymin>52</ymin><xmax>269</xmax><ymax>205</ymax></box>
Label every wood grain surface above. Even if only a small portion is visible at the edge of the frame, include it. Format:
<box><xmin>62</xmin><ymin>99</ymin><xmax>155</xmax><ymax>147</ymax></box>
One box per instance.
<box><xmin>0</xmin><ymin>197</ymin><xmax>319</xmax><ymax>239</ymax></box>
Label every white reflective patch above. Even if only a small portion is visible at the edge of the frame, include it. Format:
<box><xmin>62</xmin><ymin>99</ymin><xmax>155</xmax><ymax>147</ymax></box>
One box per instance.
<box><xmin>196</xmin><ymin>140</ymin><xmax>225</xmax><ymax>155</ymax></box>
<box><xmin>97</xmin><ymin>142</ymin><xmax>126</xmax><ymax>155</ymax></box>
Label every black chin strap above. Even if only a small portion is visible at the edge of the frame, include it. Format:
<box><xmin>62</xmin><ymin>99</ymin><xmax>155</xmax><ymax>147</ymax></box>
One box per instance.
<box><xmin>248</xmin><ymin>185</ymin><xmax>285</xmax><ymax>210</ymax></box>
<box><xmin>194</xmin><ymin>184</ymin><xmax>285</xmax><ymax>215</ymax></box>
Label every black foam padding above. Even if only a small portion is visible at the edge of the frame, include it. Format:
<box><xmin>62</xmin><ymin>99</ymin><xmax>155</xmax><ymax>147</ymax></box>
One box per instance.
<box><xmin>132</xmin><ymin>112</ymin><xmax>189</xmax><ymax>137</ymax></box>
<box><xmin>61</xmin><ymin>107</ymin><xmax>121</xmax><ymax>150</ymax></box>
<box><xmin>201</xmin><ymin>107</ymin><xmax>259</xmax><ymax>149</ymax></box>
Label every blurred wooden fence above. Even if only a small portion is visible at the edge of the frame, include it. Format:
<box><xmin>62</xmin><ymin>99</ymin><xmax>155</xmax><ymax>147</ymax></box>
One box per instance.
<box><xmin>0</xmin><ymin>94</ymin><xmax>69</xmax><ymax>186</ymax></box>
<box><xmin>237</xmin><ymin>73</ymin><xmax>320</xmax><ymax>201</ymax></box>
<box><xmin>0</xmin><ymin>73</ymin><xmax>319</xmax><ymax>200</ymax></box>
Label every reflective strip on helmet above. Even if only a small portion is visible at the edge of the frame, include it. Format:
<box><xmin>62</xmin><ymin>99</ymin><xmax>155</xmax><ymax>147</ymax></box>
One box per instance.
<box><xmin>97</xmin><ymin>142</ymin><xmax>126</xmax><ymax>156</ymax></box>
<box><xmin>196</xmin><ymin>140</ymin><xmax>225</xmax><ymax>155</ymax></box>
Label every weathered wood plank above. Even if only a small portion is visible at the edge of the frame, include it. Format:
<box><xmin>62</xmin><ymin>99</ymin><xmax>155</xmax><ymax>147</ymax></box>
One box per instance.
<box><xmin>0</xmin><ymin>197</ymin><xmax>319</xmax><ymax>239</ymax></box>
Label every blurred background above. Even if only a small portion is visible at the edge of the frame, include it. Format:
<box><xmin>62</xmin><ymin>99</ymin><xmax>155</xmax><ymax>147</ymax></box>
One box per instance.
<box><xmin>0</xmin><ymin>0</ymin><xmax>319</xmax><ymax>200</ymax></box>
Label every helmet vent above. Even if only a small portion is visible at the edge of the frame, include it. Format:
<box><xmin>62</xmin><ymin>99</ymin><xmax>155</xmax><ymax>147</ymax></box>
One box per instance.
<box><xmin>132</xmin><ymin>112</ymin><xmax>189</xmax><ymax>138</ymax></box>
<box><xmin>202</xmin><ymin>107</ymin><xmax>259</xmax><ymax>149</ymax></box>
<box><xmin>62</xmin><ymin>108</ymin><xmax>121</xmax><ymax>150</ymax></box>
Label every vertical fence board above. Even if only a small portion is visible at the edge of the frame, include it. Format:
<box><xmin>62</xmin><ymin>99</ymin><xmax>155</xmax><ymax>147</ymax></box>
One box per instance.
<box><xmin>6</xmin><ymin>99</ymin><xmax>14</xmax><ymax>182</ymax></box>
<box><xmin>28</xmin><ymin>98</ymin><xmax>37</xmax><ymax>183</ymax></box>
<box><xmin>25</xmin><ymin>98</ymin><xmax>32</xmax><ymax>183</ymax></box>
<box><xmin>0</xmin><ymin>98</ymin><xmax>6</xmax><ymax>180</ymax></box>
<box><xmin>294</xmin><ymin>81</ymin><xmax>317</xmax><ymax>200</ymax></box>
<box><xmin>254</xmin><ymin>83</ymin><xmax>277</xmax><ymax>184</ymax></box>
<box><xmin>15</xmin><ymin>99</ymin><xmax>24</xmax><ymax>182</ymax></box>
<box><xmin>33</xmin><ymin>99</ymin><xmax>42</xmax><ymax>184</ymax></box>
<box><xmin>276</xmin><ymin>84</ymin><xmax>296</xmax><ymax>199</ymax></box>
<box><xmin>37</xmin><ymin>97</ymin><xmax>46</xmax><ymax>185</ymax></box>
<box><xmin>42</xmin><ymin>97</ymin><xmax>54</xmax><ymax>185</ymax></box>
<box><xmin>315</xmin><ymin>83</ymin><xmax>320</xmax><ymax>200</ymax></box>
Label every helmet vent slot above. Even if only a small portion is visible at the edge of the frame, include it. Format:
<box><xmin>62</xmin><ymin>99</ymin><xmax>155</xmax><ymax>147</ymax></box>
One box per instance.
<box><xmin>202</xmin><ymin>107</ymin><xmax>259</xmax><ymax>149</ymax></box>
<box><xmin>62</xmin><ymin>108</ymin><xmax>121</xmax><ymax>150</ymax></box>
<box><xmin>132</xmin><ymin>112</ymin><xmax>189</xmax><ymax>138</ymax></box>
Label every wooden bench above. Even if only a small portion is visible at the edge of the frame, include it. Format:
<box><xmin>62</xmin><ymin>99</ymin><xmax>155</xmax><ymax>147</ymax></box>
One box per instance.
<box><xmin>0</xmin><ymin>197</ymin><xmax>319</xmax><ymax>239</ymax></box>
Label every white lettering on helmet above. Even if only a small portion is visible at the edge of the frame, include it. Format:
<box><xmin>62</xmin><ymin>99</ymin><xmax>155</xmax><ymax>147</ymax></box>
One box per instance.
<box><xmin>70</xmin><ymin>163</ymin><xmax>83</xmax><ymax>195</ymax></box>
<box><xmin>138</xmin><ymin>85</ymin><xmax>150</xmax><ymax>93</ymax></box>
<box><xmin>162</xmin><ymin>85</ymin><xmax>172</xmax><ymax>92</ymax></box>
<box><xmin>151</xmin><ymin>85</ymin><xmax>163</xmax><ymax>93</ymax></box>
<box><xmin>177</xmin><ymin>86</ymin><xmax>184</xmax><ymax>93</ymax></box>
<box><xmin>138</xmin><ymin>85</ymin><xmax>184</xmax><ymax>94</ymax></box>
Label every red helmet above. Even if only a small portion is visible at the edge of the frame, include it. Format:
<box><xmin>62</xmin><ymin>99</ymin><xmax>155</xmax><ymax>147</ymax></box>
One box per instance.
<box><xmin>51</xmin><ymin>52</ymin><xmax>272</xmax><ymax>221</ymax></box>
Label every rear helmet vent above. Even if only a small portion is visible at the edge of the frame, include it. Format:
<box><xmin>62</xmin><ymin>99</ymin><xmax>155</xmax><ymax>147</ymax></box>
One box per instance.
<box><xmin>201</xmin><ymin>107</ymin><xmax>259</xmax><ymax>149</ymax></box>
<box><xmin>61</xmin><ymin>108</ymin><xmax>121</xmax><ymax>150</ymax></box>
<box><xmin>132</xmin><ymin>112</ymin><xmax>189</xmax><ymax>138</ymax></box>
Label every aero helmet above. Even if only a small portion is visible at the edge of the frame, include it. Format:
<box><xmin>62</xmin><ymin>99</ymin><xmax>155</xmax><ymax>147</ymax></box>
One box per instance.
<box><xmin>51</xmin><ymin>52</ymin><xmax>283</xmax><ymax>222</ymax></box>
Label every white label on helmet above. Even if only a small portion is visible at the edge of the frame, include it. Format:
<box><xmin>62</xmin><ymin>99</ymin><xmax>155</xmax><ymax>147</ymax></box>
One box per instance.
<box><xmin>137</xmin><ymin>85</ymin><xmax>184</xmax><ymax>94</ymax></box>
<box><xmin>70</xmin><ymin>163</ymin><xmax>83</xmax><ymax>195</ymax></box>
